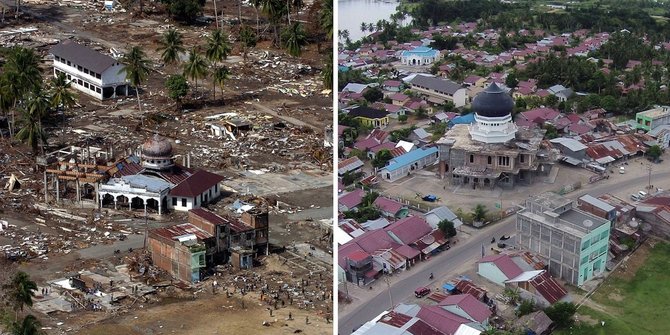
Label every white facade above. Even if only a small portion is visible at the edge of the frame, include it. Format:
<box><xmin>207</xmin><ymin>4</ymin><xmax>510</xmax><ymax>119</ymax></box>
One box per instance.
<box><xmin>469</xmin><ymin>113</ymin><xmax>518</xmax><ymax>143</ymax></box>
<box><xmin>99</xmin><ymin>175</ymin><xmax>171</xmax><ymax>215</ymax></box>
<box><xmin>52</xmin><ymin>56</ymin><xmax>128</xmax><ymax>100</ymax></box>
<box><xmin>169</xmin><ymin>183</ymin><xmax>221</xmax><ymax>212</ymax></box>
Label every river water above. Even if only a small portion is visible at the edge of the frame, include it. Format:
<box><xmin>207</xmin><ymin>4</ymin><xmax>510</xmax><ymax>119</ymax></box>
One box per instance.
<box><xmin>338</xmin><ymin>0</ymin><xmax>402</xmax><ymax>42</ymax></box>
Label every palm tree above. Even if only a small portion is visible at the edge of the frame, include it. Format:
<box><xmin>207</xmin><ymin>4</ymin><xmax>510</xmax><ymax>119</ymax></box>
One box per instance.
<box><xmin>49</xmin><ymin>73</ymin><xmax>76</xmax><ymax>134</ymax></box>
<box><xmin>472</xmin><ymin>204</ymin><xmax>488</xmax><ymax>223</ymax></box>
<box><xmin>15</xmin><ymin>107</ymin><xmax>47</xmax><ymax>154</ymax></box>
<box><xmin>182</xmin><ymin>47</ymin><xmax>209</xmax><ymax>94</ymax></box>
<box><xmin>212</xmin><ymin>66</ymin><xmax>229</xmax><ymax>100</ymax></box>
<box><xmin>4</xmin><ymin>271</ymin><xmax>37</xmax><ymax>319</ymax></box>
<box><xmin>3</xmin><ymin>46</ymin><xmax>42</xmax><ymax>137</ymax></box>
<box><xmin>119</xmin><ymin>46</ymin><xmax>150</xmax><ymax>125</ymax></box>
<box><xmin>251</xmin><ymin>0</ymin><xmax>262</xmax><ymax>35</ymax></box>
<box><xmin>282</xmin><ymin>22</ymin><xmax>306</xmax><ymax>57</ymax></box>
<box><xmin>262</xmin><ymin>0</ymin><xmax>288</xmax><ymax>47</ymax></box>
<box><xmin>9</xmin><ymin>315</ymin><xmax>43</xmax><ymax>335</ymax></box>
<box><xmin>322</xmin><ymin>53</ymin><xmax>333</xmax><ymax>90</ymax></box>
<box><xmin>319</xmin><ymin>0</ymin><xmax>332</xmax><ymax>40</ymax></box>
<box><xmin>360</xmin><ymin>22</ymin><xmax>367</xmax><ymax>34</ymax></box>
<box><xmin>157</xmin><ymin>28</ymin><xmax>185</xmax><ymax>65</ymax></box>
<box><xmin>239</xmin><ymin>25</ymin><xmax>257</xmax><ymax>62</ymax></box>
<box><xmin>367</xmin><ymin>22</ymin><xmax>374</xmax><ymax>33</ymax></box>
<box><xmin>205</xmin><ymin>29</ymin><xmax>231</xmax><ymax>68</ymax></box>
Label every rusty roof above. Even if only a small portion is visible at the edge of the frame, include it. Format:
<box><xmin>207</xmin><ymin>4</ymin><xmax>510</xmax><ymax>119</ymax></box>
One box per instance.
<box><xmin>150</xmin><ymin>223</ymin><xmax>212</xmax><ymax>242</ymax></box>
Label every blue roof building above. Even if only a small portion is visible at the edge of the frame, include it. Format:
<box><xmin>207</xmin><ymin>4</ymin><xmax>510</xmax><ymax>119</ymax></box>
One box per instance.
<box><xmin>401</xmin><ymin>46</ymin><xmax>441</xmax><ymax>66</ymax></box>
<box><xmin>379</xmin><ymin>147</ymin><xmax>439</xmax><ymax>182</ymax></box>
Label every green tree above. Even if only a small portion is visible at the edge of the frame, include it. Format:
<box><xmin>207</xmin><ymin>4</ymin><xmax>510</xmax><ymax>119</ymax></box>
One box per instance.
<box><xmin>282</xmin><ymin>22</ymin><xmax>307</xmax><ymax>57</ymax></box>
<box><xmin>49</xmin><ymin>73</ymin><xmax>76</xmax><ymax>132</ymax></box>
<box><xmin>503</xmin><ymin>287</ymin><xmax>521</xmax><ymax>305</ymax></box>
<box><xmin>119</xmin><ymin>46</ymin><xmax>151</xmax><ymax>124</ymax></box>
<box><xmin>416</xmin><ymin>107</ymin><xmax>428</xmax><ymax>119</ymax></box>
<box><xmin>183</xmin><ymin>47</ymin><xmax>209</xmax><ymax>93</ymax></box>
<box><xmin>438</xmin><ymin>220</ymin><xmax>457</xmax><ymax>238</ymax></box>
<box><xmin>157</xmin><ymin>28</ymin><xmax>185</xmax><ymax>65</ymax></box>
<box><xmin>239</xmin><ymin>25</ymin><xmax>257</xmax><ymax>62</ymax></box>
<box><xmin>398</xmin><ymin>114</ymin><xmax>408</xmax><ymax>123</ymax></box>
<box><xmin>162</xmin><ymin>0</ymin><xmax>205</xmax><ymax>23</ymax></box>
<box><xmin>371</xmin><ymin>149</ymin><xmax>393</xmax><ymax>168</ymax></box>
<box><xmin>7</xmin><ymin>314</ymin><xmax>43</xmax><ymax>335</ymax></box>
<box><xmin>341</xmin><ymin>126</ymin><xmax>359</xmax><ymax>146</ymax></box>
<box><xmin>2</xmin><ymin>46</ymin><xmax>42</xmax><ymax>137</ymax></box>
<box><xmin>472</xmin><ymin>204</ymin><xmax>488</xmax><ymax>222</ymax></box>
<box><xmin>544</xmin><ymin>302</ymin><xmax>577</xmax><ymax>329</ymax></box>
<box><xmin>3</xmin><ymin>272</ymin><xmax>37</xmax><ymax>319</ymax></box>
<box><xmin>544</xmin><ymin>124</ymin><xmax>558</xmax><ymax>139</ymax></box>
<box><xmin>505</xmin><ymin>73</ymin><xmax>519</xmax><ymax>88</ymax></box>
<box><xmin>363</xmin><ymin>87</ymin><xmax>383</xmax><ymax>103</ymax></box>
<box><xmin>341</xmin><ymin>170</ymin><xmax>364</xmax><ymax>186</ymax></box>
<box><xmin>15</xmin><ymin>106</ymin><xmax>47</xmax><ymax>154</ymax></box>
<box><xmin>318</xmin><ymin>0</ymin><xmax>333</xmax><ymax>40</ymax></box>
<box><xmin>361</xmin><ymin>191</ymin><xmax>379</xmax><ymax>206</ymax></box>
<box><xmin>262</xmin><ymin>0</ymin><xmax>288</xmax><ymax>47</ymax></box>
<box><xmin>517</xmin><ymin>299</ymin><xmax>535</xmax><ymax>316</ymax></box>
<box><xmin>205</xmin><ymin>29</ymin><xmax>231</xmax><ymax>67</ymax></box>
<box><xmin>647</xmin><ymin>145</ymin><xmax>663</xmax><ymax>160</ymax></box>
<box><xmin>212</xmin><ymin>66</ymin><xmax>229</xmax><ymax>100</ymax></box>
<box><xmin>322</xmin><ymin>54</ymin><xmax>333</xmax><ymax>90</ymax></box>
<box><xmin>165</xmin><ymin>74</ymin><xmax>189</xmax><ymax>103</ymax></box>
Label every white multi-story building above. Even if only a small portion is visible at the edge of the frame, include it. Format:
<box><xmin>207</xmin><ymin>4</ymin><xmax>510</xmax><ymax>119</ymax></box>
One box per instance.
<box><xmin>50</xmin><ymin>40</ymin><xmax>129</xmax><ymax>100</ymax></box>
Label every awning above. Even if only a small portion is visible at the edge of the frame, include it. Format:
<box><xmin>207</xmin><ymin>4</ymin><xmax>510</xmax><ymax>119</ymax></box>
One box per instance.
<box><xmin>421</xmin><ymin>242</ymin><xmax>441</xmax><ymax>254</ymax></box>
<box><xmin>561</xmin><ymin>156</ymin><xmax>582</xmax><ymax>166</ymax></box>
<box><xmin>595</xmin><ymin>156</ymin><xmax>615</xmax><ymax>164</ymax></box>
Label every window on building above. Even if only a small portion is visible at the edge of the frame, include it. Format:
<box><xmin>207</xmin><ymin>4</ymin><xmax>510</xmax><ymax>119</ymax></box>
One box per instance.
<box><xmin>520</xmin><ymin>155</ymin><xmax>525</xmax><ymax>163</ymax></box>
<box><xmin>198</xmin><ymin>254</ymin><xmax>205</xmax><ymax>267</ymax></box>
<box><xmin>600</xmin><ymin>231</ymin><xmax>608</xmax><ymax>241</ymax></box>
<box><xmin>581</xmin><ymin>255</ymin><xmax>588</xmax><ymax>264</ymax></box>
<box><xmin>194</xmin><ymin>197</ymin><xmax>198</xmax><ymax>206</ymax></box>
<box><xmin>96</xmin><ymin>73</ymin><xmax>101</xmax><ymax>79</ymax></box>
<box><xmin>581</xmin><ymin>240</ymin><xmax>590</xmax><ymax>251</ymax></box>
<box><xmin>487</xmin><ymin>156</ymin><xmax>492</xmax><ymax>164</ymax></box>
<box><xmin>181</xmin><ymin>198</ymin><xmax>186</xmax><ymax>207</ymax></box>
<box><xmin>215</xmin><ymin>184</ymin><xmax>218</xmax><ymax>192</ymax></box>
<box><xmin>67</xmin><ymin>61</ymin><xmax>71</xmax><ymax>66</ymax></box>
<box><xmin>232</xmin><ymin>235</ymin><xmax>240</xmax><ymax>243</ymax></box>
<box><xmin>172</xmin><ymin>197</ymin><xmax>177</xmax><ymax>206</ymax></box>
<box><xmin>77</xmin><ymin>65</ymin><xmax>82</xmax><ymax>71</ymax></box>
<box><xmin>599</xmin><ymin>245</ymin><xmax>607</xmax><ymax>255</ymax></box>
<box><xmin>469</xmin><ymin>154</ymin><xmax>474</xmax><ymax>163</ymax></box>
<box><xmin>246</xmin><ymin>232</ymin><xmax>253</xmax><ymax>240</ymax></box>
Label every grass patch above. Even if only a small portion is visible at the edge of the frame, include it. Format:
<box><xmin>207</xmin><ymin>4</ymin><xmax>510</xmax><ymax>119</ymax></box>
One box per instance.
<box><xmin>557</xmin><ymin>242</ymin><xmax>670</xmax><ymax>335</ymax></box>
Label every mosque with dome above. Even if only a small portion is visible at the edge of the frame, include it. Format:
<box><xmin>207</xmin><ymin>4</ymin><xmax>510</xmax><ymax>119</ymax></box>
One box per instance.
<box><xmin>95</xmin><ymin>134</ymin><xmax>224</xmax><ymax>215</ymax></box>
<box><xmin>436</xmin><ymin>83</ymin><xmax>554</xmax><ymax>189</ymax></box>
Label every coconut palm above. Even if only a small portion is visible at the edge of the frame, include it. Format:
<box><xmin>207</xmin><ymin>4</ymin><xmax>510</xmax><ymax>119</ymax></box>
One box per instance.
<box><xmin>157</xmin><ymin>28</ymin><xmax>185</xmax><ymax>65</ymax></box>
<box><xmin>239</xmin><ymin>25</ymin><xmax>257</xmax><ymax>62</ymax></box>
<box><xmin>360</xmin><ymin>22</ymin><xmax>367</xmax><ymax>33</ymax></box>
<box><xmin>212</xmin><ymin>66</ymin><xmax>229</xmax><ymax>100</ymax></box>
<box><xmin>15</xmin><ymin>107</ymin><xmax>47</xmax><ymax>154</ymax></box>
<box><xmin>282</xmin><ymin>22</ymin><xmax>307</xmax><ymax>57</ymax></box>
<box><xmin>182</xmin><ymin>47</ymin><xmax>209</xmax><ymax>94</ymax></box>
<box><xmin>251</xmin><ymin>0</ymin><xmax>262</xmax><ymax>35</ymax></box>
<box><xmin>24</xmin><ymin>88</ymin><xmax>50</xmax><ymax>121</ymax></box>
<box><xmin>4</xmin><ymin>271</ymin><xmax>37</xmax><ymax>318</ymax></box>
<box><xmin>262</xmin><ymin>0</ymin><xmax>288</xmax><ymax>47</ymax></box>
<box><xmin>319</xmin><ymin>0</ymin><xmax>332</xmax><ymax>40</ymax></box>
<box><xmin>119</xmin><ymin>46</ymin><xmax>151</xmax><ymax>124</ymax></box>
<box><xmin>322</xmin><ymin>53</ymin><xmax>333</xmax><ymax>90</ymax></box>
<box><xmin>3</xmin><ymin>46</ymin><xmax>42</xmax><ymax>136</ymax></box>
<box><xmin>472</xmin><ymin>204</ymin><xmax>488</xmax><ymax>222</ymax></box>
<box><xmin>205</xmin><ymin>29</ymin><xmax>231</xmax><ymax>67</ymax></box>
<box><xmin>49</xmin><ymin>73</ymin><xmax>76</xmax><ymax>134</ymax></box>
<box><xmin>8</xmin><ymin>314</ymin><xmax>43</xmax><ymax>335</ymax></box>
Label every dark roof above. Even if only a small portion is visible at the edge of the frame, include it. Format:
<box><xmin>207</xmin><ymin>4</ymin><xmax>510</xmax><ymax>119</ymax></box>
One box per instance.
<box><xmin>472</xmin><ymin>83</ymin><xmax>514</xmax><ymax>118</ymax></box>
<box><xmin>169</xmin><ymin>169</ymin><xmax>224</xmax><ymax>197</ymax></box>
<box><xmin>50</xmin><ymin>40</ymin><xmax>119</xmax><ymax>73</ymax></box>
<box><xmin>410</xmin><ymin>75</ymin><xmax>463</xmax><ymax>95</ymax></box>
<box><xmin>348</xmin><ymin>106</ymin><xmax>389</xmax><ymax>119</ymax></box>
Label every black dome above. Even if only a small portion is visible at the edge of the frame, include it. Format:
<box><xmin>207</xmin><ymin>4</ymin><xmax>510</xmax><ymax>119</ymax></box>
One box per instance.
<box><xmin>472</xmin><ymin>83</ymin><xmax>514</xmax><ymax>118</ymax></box>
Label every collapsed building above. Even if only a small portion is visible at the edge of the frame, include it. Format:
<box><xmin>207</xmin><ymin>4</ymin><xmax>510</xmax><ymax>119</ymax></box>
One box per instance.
<box><xmin>148</xmin><ymin>206</ymin><xmax>270</xmax><ymax>283</ymax></box>
<box><xmin>43</xmin><ymin>134</ymin><xmax>224</xmax><ymax>215</ymax></box>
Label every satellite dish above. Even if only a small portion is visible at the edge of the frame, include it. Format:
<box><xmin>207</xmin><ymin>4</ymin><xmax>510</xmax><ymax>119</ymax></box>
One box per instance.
<box><xmin>629</xmin><ymin>218</ymin><xmax>639</xmax><ymax>228</ymax></box>
<box><xmin>583</xmin><ymin>219</ymin><xmax>593</xmax><ymax>229</ymax></box>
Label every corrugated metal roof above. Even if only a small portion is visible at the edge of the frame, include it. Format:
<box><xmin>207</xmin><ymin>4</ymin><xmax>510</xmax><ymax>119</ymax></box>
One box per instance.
<box><xmin>50</xmin><ymin>40</ymin><xmax>119</xmax><ymax>73</ymax></box>
<box><xmin>579</xmin><ymin>194</ymin><xmax>616</xmax><ymax>212</ymax></box>
<box><xmin>383</xmin><ymin>147</ymin><xmax>438</xmax><ymax>172</ymax></box>
<box><xmin>169</xmin><ymin>169</ymin><xmax>224</xmax><ymax>197</ymax></box>
<box><xmin>437</xmin><ymin>294</ymin><xmax>492</xmax><ymax>323</ymax></box>
<box><xmin>151</xmin><ymin>223</ymin><xmax>212</xmax><ymax>241</ymax></box>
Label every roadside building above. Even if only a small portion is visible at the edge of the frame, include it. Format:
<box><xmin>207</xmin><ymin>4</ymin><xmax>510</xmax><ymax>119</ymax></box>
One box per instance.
<box><xmin>577</xmin><ymin>194</ymin><xmax>617</xmax><ymax>223</ymax></box>
<box><xmin>148</xmin><ymin>223</ymin><xmax>211</xmax><ymax>283</ymax></box>
<box><xmin>635</xmin><ymin>106</ymin><xmax>670</xmax><ymax>131</ymax></box>
<box><xmin>347</xmin><ymin>106</ymin><xmax>390</xmax><ymax>128</ymax></box>
<box><xmin>423</xmin><ymin>206</ymin><xmax>463</xmax><ymax>230</ymax></box>
<box><xmin>373</xmin><ymin>197</ymin><xmax>409</xmax><ymax>219</ymax></box>
<box><xmin>50</xmin><ymin>40</ymin><xmax>129</xmax><ymax>100</ymax></box>
<box><xmin>515</xmin><ymin>192</ymin><xmax>611</xmax><ymax>286</ymax></box>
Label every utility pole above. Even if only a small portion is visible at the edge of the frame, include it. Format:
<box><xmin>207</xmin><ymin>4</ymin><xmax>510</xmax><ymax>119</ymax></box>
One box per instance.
<box><xmin>647</xmin><ymin>164</ymin><xmax>653</xmax><ymax>190</ymax></box>
<box><xmin>385</xmin><ymin>276</ymin><xmax>393</xmax><ymax>308</ymax></box>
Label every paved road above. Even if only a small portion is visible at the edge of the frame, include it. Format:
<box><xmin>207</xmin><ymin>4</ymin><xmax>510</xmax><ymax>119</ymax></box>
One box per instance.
<box><xmin>339</xmin><ymin>169</ymin><xmax>670</xmax><ymax>334</ymax></box>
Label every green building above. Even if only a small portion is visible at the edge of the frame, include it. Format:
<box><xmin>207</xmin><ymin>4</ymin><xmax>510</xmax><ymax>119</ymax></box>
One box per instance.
<box><xmin>635</xmin><ymin>106</ymin><xmax>670</xmax><ymax>131</ymax></box>
<box><xmin>516</xmin><ymin>192</ymin><xmax>611</xmax><ymax>286</ymax></box>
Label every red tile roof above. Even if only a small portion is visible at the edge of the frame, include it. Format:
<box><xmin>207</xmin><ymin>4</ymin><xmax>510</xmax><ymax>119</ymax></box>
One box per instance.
<box><xmin>529</xmin><ymin>271</ymin><xmax>568</xmax><ymax>304</ymax></box>
<box><xmin>169</xmin><ymin>169</ymin><xmax>224</xmax><ymax>197</ymax></box>
<box><xmin>438</xmin><ymin>294</ymin><xmax>492</xmax><ymax>323</ymax></box>
<box><xmin>478</xmin><ymin>254</ymin><xmax>523</xmax><ymax>279</ymax></box>
<box><xmin>385</xmin><ymin>216</ymin><xmax>432</xmax><ymax>245</ymax></box>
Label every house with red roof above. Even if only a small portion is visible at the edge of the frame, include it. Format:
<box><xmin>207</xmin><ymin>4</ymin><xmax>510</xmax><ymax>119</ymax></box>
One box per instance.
<box><xmin>338</xmin><ymin>188</ymin><xmax>366</xmax><ymax>211</ymax></box>
<box><xmin>417</xmin><ymin>305</ymin><xmax>476</xmax><ymax>334</ymax></box>
<box><xmin>383</xmin><ymin>80</ymin><xmax>403</xmax><ymax>92</ymax></box>
<box><xmin>373</xmin><ymin>196</ymin><xmax>409</xmax><ymax>219</ymax></box>
<box><xmin>505</xmin><ymin>270</ymin><xmax>569</xmax><ymax>306</ymax></box>
<box><xmin>385</xmin><ymin>216</ymin><xmax>433</xmax><ymax>246</ymax></box>
<box><xmin>437</xmin><ymin>294</ymin><xmax>492</xmax><ymax>325</ymax></box>
<box><xmin>477</xmin><ymin>254</ymin><xmax>524</xmax><ymax>286</ymax></box>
